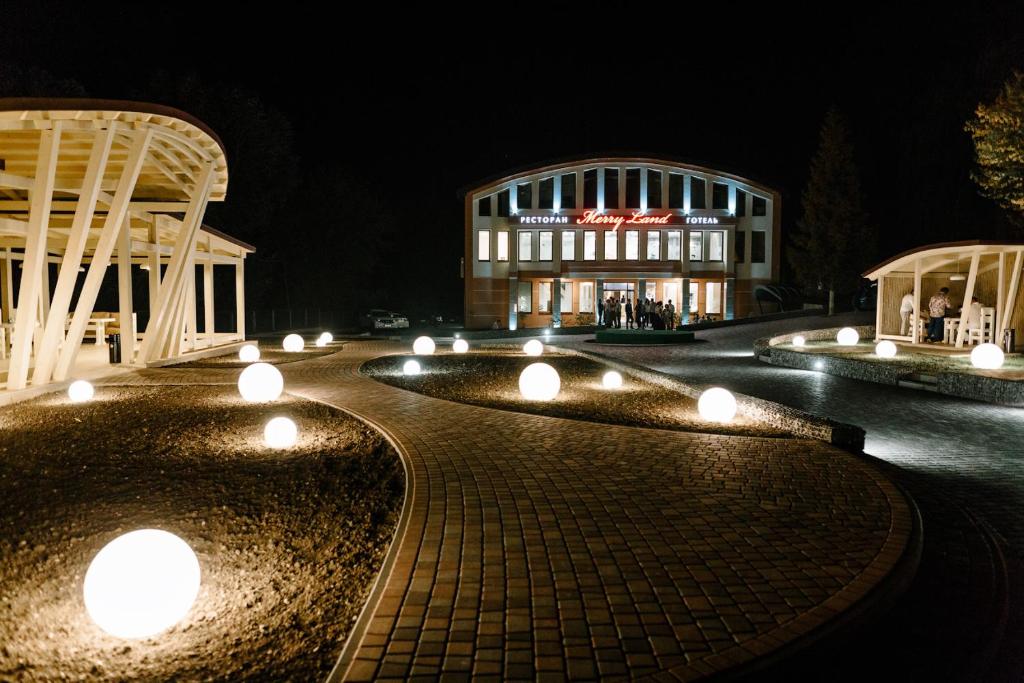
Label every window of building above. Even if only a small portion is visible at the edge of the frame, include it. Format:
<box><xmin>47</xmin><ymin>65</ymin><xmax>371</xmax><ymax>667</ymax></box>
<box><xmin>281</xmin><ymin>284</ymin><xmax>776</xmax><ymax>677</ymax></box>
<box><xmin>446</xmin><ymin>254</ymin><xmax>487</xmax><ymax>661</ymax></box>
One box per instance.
<box><xmin>579</xmin><ymin>282</ymin><xmax>594</xmax><ymax>312</ymax></box>
<box><xmin>647</xmin><ymin>231</ymin><xmax>661</xmax><ymax>260</ymax></box>
<box><xmin>604</xmin><ymin>168</ymin><xmax>619</xmax><ymax>209</ymax></box>
<box><xmin>583</xmin><ymin>230</ymin><xmax>596</xmax><ymax>260</ymax></box>
<box><xmin>712</xmin><ymin>182</ymin><xmax>729</xmax><ymax>210</ymax></box>
<box><xmin>625</xmin><ymin>168</ymin><xmax>641</xmax><ymax>208</ymax></box>
<box><xmin>690</xmin><ymin>282</ymin><xmax>699</xmax><ymax>313</ymax></box>
<box><xmin>604</xmin><ymin>230</ymin><xmax>617</xmax><ymax>260</ymax></box>
<box><xmin>518</xmin><ymin>231</ymin><xmax>532</xmax><ymax>261</ymax></box>
<box><xmin>560</xmin><ymin>281</ymin><xmax>573</xmax><ymax>313</ymax></box>
<box><xmin>735</xmin><ymin>230</ymin><xmax>745</xmax><ymax>263</ymax></box>
<box><xmin>497</xmin><ymin>189</ymin><xmax>510</xmax><ymax>217</ymax></box>
<box><xmin>517</xmin><ymin>183</ymin><xmax>532</xmax><ymax>211</ymax></box>
<box><xmin>752</xmin><ymin>231</ymin><xmax>766</xmax><ymax>263</ymax></box>
<box><xmin>647</xmin><ymin>169</ymin><xmax>662</xmax><ymax>209</ymax></box>
<box><xmin>583</xmin><ymin>169</ymin><xmax>598</xmax><ymax>208</ymax></box>
<box><xmin>478</xmin><ymin>195</ymin><xmax>492</xmax><ymax>216</ymax></box>
<box><xmin>667</xmin><ymin>231</ymin><xmax>681</xmax><ymax>260</ymax></box>
<box><xmin>708</xmin><ymin>231</ymin><xmax>724</xmax><ymax>261</ymax></box>
<box><xmin>625</xmin><ymin>230</ymin><xmax>639</xmax><ymax>260</ymax></box>
<box><xmin>539</xmin><ymin>231</ymin><xmax>553</xmax><ymax>261</ymax></box>
<box><xmin>664</xmin><ymin>282</ymin><xmax>678</xmax><ymax>308</ymax></box>
<box><xmin>706</xmin><ymin>282</ymin><xmax>722</xmax><ymax>314</ymax></box>
<box><xmin>752</xmin><ymin>195</ymin><xmax>767</xmax><ymax>216</ymax></box>
<box><xmin>690</xmin><ymin>178</ymin><xmax>707</xmax><ymax>209</ymax></box>
<box><xmin>538</xmin><ymin>282</ymin><xmax>552</xmax><ymax>312</ymax></box>
<box><xmin>518</xmin><ymin>281</ymin><xmax>532</xmax><ymax>313</ymax></box>
<box><xmin>646</xmin><ymin>281</ymin><xmax>657</xmax><ymax>301</ymax></box>
<box><xmin>538</xmin><ymin>177</ymin><xmax>554</xmax><ymax>209</ymax></box>
<box><xmin>735</xmin><ymin>189</ymin><xmax>746</xmax><ymax>217</ymax></box>
<box><xmin>561</xmin><ymin>173</ymin><xmax>576</xmax><ymax>209</ymax></box>
<box><xmin>497</xmin><ymin>231</ymin><xmax>509</xmax><ymax>261</ymax></box>
<box><xmin>477</xmin><ymin>230</ymin><xmax>490</xmax><ymax>261</ymax></box>
<box><xmin>668</xmin><ymin>173</ymin><xmax>685</xmax><ymax>209</ymax></box>
<box><xmin>689</xmin><ymin>231</ymin><xmax>703</xmax><ymax>261</ymax></box>
<box><xmin>561</xmin><ymin>230</ymin><xmax>575</xmax><ymax>261</ymax></box>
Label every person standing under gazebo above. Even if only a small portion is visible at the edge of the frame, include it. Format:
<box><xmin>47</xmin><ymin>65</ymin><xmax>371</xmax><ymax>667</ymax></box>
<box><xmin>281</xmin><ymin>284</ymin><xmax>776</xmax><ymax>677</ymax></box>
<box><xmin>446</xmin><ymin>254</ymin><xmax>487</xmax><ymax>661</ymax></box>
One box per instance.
<box><xmin>926</xmin><ymin>287</ymin><xmax>951</xmax><ymax>343</ymax></box>
<box><xmin>899</xmin><ymin>292</ymin><xmax>915</xmax><ymax>336</ymax></box>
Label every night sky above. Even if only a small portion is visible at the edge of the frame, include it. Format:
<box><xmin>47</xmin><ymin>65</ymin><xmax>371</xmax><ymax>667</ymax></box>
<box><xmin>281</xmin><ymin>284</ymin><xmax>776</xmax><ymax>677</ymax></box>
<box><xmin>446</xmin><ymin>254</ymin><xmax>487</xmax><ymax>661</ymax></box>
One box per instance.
<box><xmin>1</xmin><ymin>1</ymin><xmax>1022</xmax><ymax>319</ymax></box>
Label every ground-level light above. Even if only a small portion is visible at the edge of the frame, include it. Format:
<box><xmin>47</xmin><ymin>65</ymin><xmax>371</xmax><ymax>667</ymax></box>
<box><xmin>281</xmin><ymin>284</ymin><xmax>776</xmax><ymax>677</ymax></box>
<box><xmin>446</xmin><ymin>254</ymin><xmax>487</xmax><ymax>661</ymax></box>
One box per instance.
<box><xmin>971</xmin><ymin>343</ymin><xmax>1004</xmax><ymax>370</ymax></box>
<box><xmin>602</xmin><ymin>370</ymin><xmax>623</xmax><ymax>389</ymax></box>
<box><xmin>403</xmin><ymin>359</ymin><xmax>421</xmax><ymax>375</ymax></box>
<box><xmin>83</xmin><ymin>529</ymin><xmax>201</xmax><ymax>639</ymax></box>
<box><xmin>413</xmin><ymin>336</ymin><xmax>435</xmax><ymax>355</ymax></box>
<box><xmin>836</xmin><ymin>327</ymin><xmax>859</xmax><ymax>346</ymax></box>
<box><xmin>318</xmin><ymin>331</ymin><xmax>333</xmax><ymax>344</ymax></box>
<box><xmin>697</xmin><ymin>387</ymin><xmax>737</xmax><ymax>423</ymax></box>
<box><xmin>282</xmin><ymin>334</ymin><xmax>304</xmax><ymax>352</ymax></box>
<box><xmin>523</xmin><ymin>339</ymin><xmax>544</xmax><ymax>356</ymax></box>
<box><xmin>238</xmin><ymin>344</ymin><xmax>260</xmax><ymax>363</ymax></box>
<box><xmin>875</xmin><ymin>340</ymin><xmax>898</xmax><ymax>358</ymax></box>
<box><xmin>792</xmin><ymin>335</ymin><xmax>806</xmax><ymax>347</ymax></box>
<box><xmin>519</xmin><ymin>362</ymin><xmax>560</xmax><ymax>401</ymax></box>
<box><xmin>264</xmin><ymin>416</ymin><xmax>298</xmax><ymax>448</ymax></box>
<box><xmin>814</xmin><ymin>360</ymin><xmax>825</xmax><ymax>370</ymax></box>
<box><xmin>452</xmin><ymin>339</ymin><xmax>469</xmax><ymax>353</ymax></box>
<box><xmin>68</xmin><ymin>379</ymin><xmax>94</xmax><ymax>403</ymax></box>
<box><xmin>237</xmin><ymin>362</ymin><xmax>284</xmax><ymax>402</ymax></box>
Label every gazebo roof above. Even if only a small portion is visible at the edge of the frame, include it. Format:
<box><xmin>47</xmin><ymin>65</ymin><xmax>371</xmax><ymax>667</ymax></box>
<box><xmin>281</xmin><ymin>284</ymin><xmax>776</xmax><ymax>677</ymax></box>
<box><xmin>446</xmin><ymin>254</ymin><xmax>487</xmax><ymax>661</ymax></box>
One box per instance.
<box><xmin>862</xmin><ymin>241</ymin><xmax>1024</xmax><ymax>280</ymax></box>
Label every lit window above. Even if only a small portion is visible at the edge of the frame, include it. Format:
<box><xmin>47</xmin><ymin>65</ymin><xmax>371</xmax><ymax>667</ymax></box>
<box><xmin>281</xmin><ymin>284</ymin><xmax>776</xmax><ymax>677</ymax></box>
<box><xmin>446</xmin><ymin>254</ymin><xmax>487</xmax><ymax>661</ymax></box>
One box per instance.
<box><xmin>689</xmin><ymin>232</ymin><xmax>703</xmax><ymax>261</ymax></box>
<box><xmin>690</xmin><ymin>178</ymin><xmax>707</xmax><ymax>209</ymax></box>
<box><xmin>646</xmin><ymin>231</ymin><xmax>660</xmax><ymax>260</ymax></box>
<box><xmin>583</xmin><ymin>231</ymin><xmax>596</xmax><ymax>260</ymax></box>
<box><xmin>561</xmin><ymin>231</ymin><xmax>575</xmax><ymax>261</ymax></box>
<box><xmin>560</xmin><ymin>281</ymin><xmax>572</xmax><ymax>313</ymax></box>
<box><xmin>667</xmin><ymin>231</ymin><xmax>681</xmax><ymax>260</ymax></box>
<box><xmin>625</xmin><ymin>230</ymin><xmax>639</xmax><ymax>260</ymax></box>
<box><xmin>752</xmin><ymin>196</ymin><xmax>767</xmax><ymax>216</ymax></box>
<box><xmin>690</xmin><ymin>282</ymin><xmax>699</xmax><ymax>313</ymax></box>
<box><xmin>604</xmin><ymin>231</ymin><xmax>617</xmax><ymax>260</ymax></box>
<box><xmin>538</xmin><ymin>282</ymin><xmax>552</xmax><ymax>312</ymax></box>
<box><xmin>477</xmin><ymin>230</ymin><xmax>490</xmax><ymax>261</ymax></box>
<box><xmin>539</xmin><ymin>231</ymin><xmax>553</xmax><ymax>261</ymax></box>
<box><xmin>519</xmin><ymin>232</ymin><xmax>532</xmax><ymax>261</ymax></box>
<box><xmin>579</xmin><ymin>282</ymin><xmax>594</xmax><ymax>312</ymax></box>
<box><xmin>646</xmin><ymin>281</ymin><xmax>657</xmax><ymax>300</ymax></box>
<box><xmin>664</xmin><ymin>282</ymin><xmax>678</xmax><ymax>308</ymax></box>
<box><xmin>706</xmin><ymin>282</ymin><xmax>722</xmax><ymax>314</ymax></box>
<box><xmin>497</xmin><ymin>231</ymin><xmax>509</xmax><ymax>261</ymax></box>
<box><xmin>518</xmin><ymin>281</ymin><xmax>532</xmax><ymax>313</ymax></box>
<box><xmin>752</xmin><ymin>231</ymin><xmax>766</xmax><ymax>263</ymax></box>
<box><xmin>708</xmin><ymin>231</ymin><xmax>724</xmax><ymax>261</ymax></box>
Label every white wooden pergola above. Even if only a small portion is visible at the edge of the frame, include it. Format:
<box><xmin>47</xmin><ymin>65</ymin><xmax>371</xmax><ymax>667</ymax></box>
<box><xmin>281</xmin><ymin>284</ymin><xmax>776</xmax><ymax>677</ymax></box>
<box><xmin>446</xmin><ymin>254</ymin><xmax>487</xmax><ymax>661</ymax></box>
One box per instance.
<box><xmin>863</xmin><ymin>240</ymin><xmax>1024</xmax><ymax>349</ymax></box>
<box><xmin>0</xmin><ymin>99</ymin><xmax>253</xmax><ymax>392</ymax></box>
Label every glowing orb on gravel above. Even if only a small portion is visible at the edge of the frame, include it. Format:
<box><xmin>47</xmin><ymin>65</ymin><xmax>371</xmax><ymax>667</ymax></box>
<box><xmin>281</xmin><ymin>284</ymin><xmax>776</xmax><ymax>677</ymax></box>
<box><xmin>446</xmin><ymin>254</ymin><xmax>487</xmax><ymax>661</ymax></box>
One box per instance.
<box><xmin>68</xmin><ymin>380</ymin><xmax>94</xmax><ymax>403</ymax></box>
<box><xmin>282</xmin><ymin>334</ymin><xmax>304</xmax><ymax>352</ymax></box>
<box><xmin>792</xmin><ymin>335</ymin><xmax>806</xmax><ymax>347</ymax></box>
<box><xmin>523</xmin><ymin>339</ymin><xmax>544</xmax><ymax>356</ymax></box>
<box><xmin>83</xmin><ymin>529</ymin><xmax>200</xmax><ymax>639</ymax></box>
<box><xmin>815</xmin><ymin>360</ymin><xmax>825</xmax><ymax>370</ymax></box>
<box><xmin>602</xmin><ymin>371</ymin><xmax>624</xmax><ymax>389</ymax></box>
<box><xmin>519</xmin><ymin>362</ymin><xmax>560</xmax><ymax>401</ymax></box>
<box><xmin>875</xmin><ymin>340</ymin><xmax>898</xmax><ymax>358</ymax></box>
<box><xmin>237</xmin><ymin>362</ymin><xmax>284</xmax><ymax>402</ymax></box>
<box><xmin>836</xmin><ymin>327</ymin><xmax>859</xmax><ymax>346</ymax></box>
<box><xmin>315</xmin><ymin>337</ymin><xmax>327</xmax><ymax>348</ymax></box>
<box><xmin>318</xmin><ymin>332</ymin><xmax>333</xmax><ymax>344</ymax></box>
<box><xmin>452</xmin><ymin>339</ymin><xmax>469</xmax><ymax>353</ymax></box>
<box><xmin>412</xmin><ymin>336</ymin><xmax>435</xmax><ymax>355</ymax></box>
<box><xmin>403</xmin><ymin>359</ymin><xmax>421</xmax><ymax>376</ymax></box>
<box><xmin>264</xmin><ymin>416</ymin><xmax>298</xmax><ymax>448</ymax></box>
<box><xmin>238</xmin><ymin>344</ymin><xmax>260</xmax><ymax>363</ymax></box>
<box><xmin>971</xmin><ymin>343</ymin><xmax>1004</xmax><ymax>370</ymax></box>
<box><xmin>697</xmin><ymin>387</ymin><xmax>737</xmax><ymax>423</ymax></box>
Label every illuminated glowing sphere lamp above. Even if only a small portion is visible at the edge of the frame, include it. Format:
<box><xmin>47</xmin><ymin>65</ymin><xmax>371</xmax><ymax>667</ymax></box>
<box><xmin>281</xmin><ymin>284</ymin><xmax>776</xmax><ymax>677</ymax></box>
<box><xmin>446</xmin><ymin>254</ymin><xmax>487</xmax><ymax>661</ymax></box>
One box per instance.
<box><xmin>519</xmin><ymin>362</ymin><xmax>560</xmax><ymax>401</ymax></box>
<box><xmin>282</xmin><ymin>334</ymin><xmax>304</xmax><ymax>352</ymax></box>
<box><xmin>836</xmin><ymin>327</ymin><xmax>860</xmax><ymax>346</ymax></box>
<box><xmin>698</xmin><ymin>387</ymin><xmax>737</xmax><ymax>423</ymax></box>
<box><xmin>264</xmin><ymin>416</ymin><xmax>298</xmax><ymax>448</ymax></box>
<box><xmin>971</xmin><ymin>343</ymin><xmax>1004</xmax><ymax>370</ymax></box>
<box><xmin>875</xmin><ymin>340</ymin><xmax>898</xmax><ymax>358</ymax></box>
<box><xmin>452</xmin><ymin>339</ymin><xmax>469</xmax><ymax>353</ymax></box>
<box><xmin>319</xmin><ymin>332</ymin><xmax>333</xmax><ymax>344</ymax></box>
<box><xmin>403</xmin><ymin>359</ymin><xmax>421</xmax><ymax>376</ymax></box>
<box><xmin>238</xmin><ymin>344</ymin><xmax>260</xmax><ymax>363</ymax></box>
<box><xmin>68</xmin><ymin>380</ymin><xmax>95</xmax><ymax>403</ymax></box>
<box><xmin>237</xmin><ymin>362</ymin><xmax>284</xmax><ymax>402</ymax></box>
<box><xmin>523</xmin><ymin>339</ymin><xmax>544</xmax><ymax>356</ymax></box>
<box><xmin>83</xmin><ymin>529</ymin><xmax>200</xmax><ymax>639</ymax></box>
<box><xmin>602</xmin><ymin>370</ymin><xmax>624</xmax><ymax>389</ymax></box>
<box><xmin>412</xmin><ymin>336</ymin><xmax>435</xmax><ymax>355</ymax></box>
<box><xmin>792</xmin><ymin>335</ymin><xmax>806</xmax><ymax>347</ymax></box>
<box><xmin>315</xmin><ymin>337</ymin><xmax>327</xmax><ymax>348</ymax></box>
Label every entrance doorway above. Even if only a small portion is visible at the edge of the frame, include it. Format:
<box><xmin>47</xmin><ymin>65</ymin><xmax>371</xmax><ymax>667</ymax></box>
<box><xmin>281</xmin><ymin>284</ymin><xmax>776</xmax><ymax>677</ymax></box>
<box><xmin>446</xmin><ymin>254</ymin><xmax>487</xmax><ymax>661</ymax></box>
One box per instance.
<box><xmin>603</xmin><ymin>282</ymin><xmax>636</xmax><ymax>327</ymax></box>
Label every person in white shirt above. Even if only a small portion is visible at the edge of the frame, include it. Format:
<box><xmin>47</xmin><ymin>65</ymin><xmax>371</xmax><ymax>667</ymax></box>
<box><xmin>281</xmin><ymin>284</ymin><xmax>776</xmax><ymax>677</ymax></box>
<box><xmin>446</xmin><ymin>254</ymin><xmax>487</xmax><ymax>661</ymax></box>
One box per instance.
<box><xmin>899</xmin><ymin>292</ymin><xmax>915</xmax><ymax>336</ymax></box>
<box><xmin>966</xmin><ymin>297</ymin><xmax>983</xmax><ymax>331</ymax></box>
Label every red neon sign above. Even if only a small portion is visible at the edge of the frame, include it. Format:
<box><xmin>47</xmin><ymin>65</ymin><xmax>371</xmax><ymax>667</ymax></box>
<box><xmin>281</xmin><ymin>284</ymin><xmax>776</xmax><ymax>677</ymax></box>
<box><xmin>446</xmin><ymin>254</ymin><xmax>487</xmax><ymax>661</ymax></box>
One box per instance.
<box><xmin>576</xmin><ymin>210</ymin><xmax>674</xmax><ymax>230</ymax></box>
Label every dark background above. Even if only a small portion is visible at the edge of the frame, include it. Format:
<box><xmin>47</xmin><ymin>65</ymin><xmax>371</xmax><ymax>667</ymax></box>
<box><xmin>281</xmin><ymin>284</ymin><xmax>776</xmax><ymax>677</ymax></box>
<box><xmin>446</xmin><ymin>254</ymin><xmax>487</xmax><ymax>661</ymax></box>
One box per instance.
<box><xmin>1</xmin><ymin>1</ymin><xmax>1022</xmax><ymax>323</ymax></box>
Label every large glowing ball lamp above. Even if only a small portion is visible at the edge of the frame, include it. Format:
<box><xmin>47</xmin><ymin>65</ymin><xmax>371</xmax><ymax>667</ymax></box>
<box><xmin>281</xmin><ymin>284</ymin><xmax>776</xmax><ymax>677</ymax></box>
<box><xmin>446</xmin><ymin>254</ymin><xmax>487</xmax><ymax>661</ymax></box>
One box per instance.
<box><xmin>412</xmin><ymin>336</ymin><xmax>435</xmax><ymax>355</ymax></box>
<box><xmin>452</xmin><ymin>339</ymin><xmax>469</xmax><ymax>353</ymax></box>
<box><xmin>698</xmin><ymin>387</ymin><xmax>738</xmax><ymax>423</ymax></box>
<box><xmin>971</xmin><ymin>343</ymin><xmax>1005</xmax><ymax>370</ymax></box>
<box><xmin>264</xmin><ymin>417</ymin><xmax>298</xmax><ymax>448</ymax></box>
<box><xmin>875</xmin><ymin>340</ymin><xmax>898</xmax><ymax>358</ymax></box>
<box><xmin>602</xmin><ymin>370</ymin><xmax>624</xmax><ymax>389</ymax></box>
<box><xmin>319</xmin><ymin>332</ymin><xmax>333</xmax><ymax>344</ymax></box>
<box><xmin>519</xmin><ymin>362</ymin><xmax>560</xmax><ymax>401</ymax></box>
<box><xmin>238</xmin><ymin>344</ymin><xmax>260</xmax><ymax>363</ymax></box>
<box><xmin>523</xmin><ymin>339</ymin><xmax>544</xmax><ymax>356</ymax></box>
<box><xmin>403</xmin><ymin>359</ymin><xmax>421</xmax><ymax>376</ymax></box>
<box><xmin>282</xmin><ymin>334</ymin><xmax>304</xmax><ymax>352</ymax></box>
<box><xmin>83</xmin><ymin>529</ymin><xmax>200</xmax><ymax>639</ymax></box>
<box><xmin>315</xmin><ymin>337</ymin><xmax>328</xmax><ymax>348</ymax></box>
<box><xmin>836</xmin><ymin>327</ymin><xmax>860</xmax><ymax>346</ymax></box>
<box><xmin>68</xmin><ymin>380</ymin><xmax>95</xmax><ymax>403</ymax></box>
<box><xmin>792</xmin><ymin>335</ymin><xmax>806</xmax><ymax>347</ymax></box>
<box><xmin>237</xmin><ymin>362</ymin><xmax>284</xmax><ymax>402</ymax></box>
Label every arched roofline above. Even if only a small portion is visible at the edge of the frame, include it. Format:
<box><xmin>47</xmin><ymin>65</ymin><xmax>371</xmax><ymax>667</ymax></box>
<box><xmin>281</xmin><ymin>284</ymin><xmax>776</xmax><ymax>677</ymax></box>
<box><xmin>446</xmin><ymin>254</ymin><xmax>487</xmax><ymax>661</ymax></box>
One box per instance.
<box><xmin>862</xmin><ymin>240</ymin><xmax>1024</xmax><ymax>279</ymax></box>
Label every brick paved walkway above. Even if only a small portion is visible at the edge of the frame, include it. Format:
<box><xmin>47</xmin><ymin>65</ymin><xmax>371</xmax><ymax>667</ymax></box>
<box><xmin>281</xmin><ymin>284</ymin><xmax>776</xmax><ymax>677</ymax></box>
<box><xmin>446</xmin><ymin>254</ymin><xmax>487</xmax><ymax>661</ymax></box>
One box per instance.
<box><xmin>102</xmin><ymin>341</ymin><xmax>912</xmax><ymax>680</ymax></box>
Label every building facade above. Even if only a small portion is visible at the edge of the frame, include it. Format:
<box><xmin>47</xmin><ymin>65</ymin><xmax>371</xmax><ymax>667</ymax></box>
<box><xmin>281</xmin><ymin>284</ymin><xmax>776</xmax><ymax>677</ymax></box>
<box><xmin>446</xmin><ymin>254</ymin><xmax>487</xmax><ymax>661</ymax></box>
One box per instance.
<box><xmin>463</xmin><ymin>157</ymin><xmax>781</xmax><ymax>330</ymax></box>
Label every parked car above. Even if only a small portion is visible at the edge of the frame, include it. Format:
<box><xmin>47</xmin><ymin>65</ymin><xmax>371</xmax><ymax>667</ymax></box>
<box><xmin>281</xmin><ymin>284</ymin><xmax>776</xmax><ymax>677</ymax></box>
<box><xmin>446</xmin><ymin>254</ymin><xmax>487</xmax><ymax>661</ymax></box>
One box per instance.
<box><xmin>360</xmin><ymin>309</ymin><xmax>409</xmax><ymax>330</ymax></box>
<box><xmin>853</xmin><ymin>280</ymin><xmax>877</xmax><ymax>311</ymax></box>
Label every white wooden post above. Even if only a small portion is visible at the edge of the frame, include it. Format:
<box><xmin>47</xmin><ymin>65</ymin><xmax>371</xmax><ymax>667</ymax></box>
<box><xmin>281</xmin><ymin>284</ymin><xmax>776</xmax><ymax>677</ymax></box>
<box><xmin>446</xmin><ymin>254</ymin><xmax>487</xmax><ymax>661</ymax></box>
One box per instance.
<box><xmin>1</xmin><ymin>249</ymin><xmax>12</xmax><ymax>323</ymax></box>
<box><xmin>235</xmin><ymin>258</ymin><xmax>245</xmax><ymax>341</ymax></box>
<box><xmin>996</xmin><ymin>251</ymin><xmax>1006</xmax><ymax>343</ymax></box>
<box><xmin>148</xmin><ymin>220</ymin><xmax>160</xmax><ymax>315</ymax></box>
<box><xmin>954</xmin><ymin>251</ymin><xmax>981</xmax><ymax>348</ymax></box>
<box><xmin>117</xmin><ymin>213</ymin><xmax>135</xmax><ymax>364</ymax></box>
<box><xmin>875</xmin><ymin>274</ymin><xmax>884</xmax><ymax>340</ymax></box>
<box><xmin>204</xmin><ymin>256</ymin><xmax>214</xmax><ymax>345</ymax></box>
<box><xmin>186</xmin><ymin>261</ymin><xmax>197</xmax><ymax>351</ymax></box>
<box><xmin>998</xmin><ymin>250</ymin><xmax>1023</xmax><ymax>342</ymax></box>
<box><xmin>912</xmin><ymin>258</ymin><xmax>922</xmax><ymax>344</ymax></box>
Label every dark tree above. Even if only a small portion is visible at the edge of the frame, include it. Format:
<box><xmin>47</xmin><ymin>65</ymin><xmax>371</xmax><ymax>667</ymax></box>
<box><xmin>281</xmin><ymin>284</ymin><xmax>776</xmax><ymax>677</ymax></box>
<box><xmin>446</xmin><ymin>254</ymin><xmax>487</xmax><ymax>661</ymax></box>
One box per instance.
<box><xmin>965</xmin><ymin>70</ymin><xmax>1024</xmax><ymax>227</ymax></box>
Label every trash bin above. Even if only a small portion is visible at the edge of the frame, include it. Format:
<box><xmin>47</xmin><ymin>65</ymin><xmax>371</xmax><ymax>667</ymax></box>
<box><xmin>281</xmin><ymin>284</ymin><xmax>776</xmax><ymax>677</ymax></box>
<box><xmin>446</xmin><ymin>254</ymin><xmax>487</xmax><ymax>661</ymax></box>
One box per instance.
<box><xmin>1004</xmin><ymin>328</ymin><xmax>1016</xmax><ymax>354</ymax></box>
<box><xmin>107</xmin><ymin>333</ymin><xmax>121</xmax><ymax>364</ymax></box>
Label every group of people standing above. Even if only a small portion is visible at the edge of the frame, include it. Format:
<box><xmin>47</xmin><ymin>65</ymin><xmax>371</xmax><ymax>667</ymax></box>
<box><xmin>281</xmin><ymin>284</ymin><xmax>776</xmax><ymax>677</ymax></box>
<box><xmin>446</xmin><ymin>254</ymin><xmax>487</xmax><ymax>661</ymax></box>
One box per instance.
<box><xmin>598</xmin><ymin>296</ymin><xmax>677</xmax><ymax>330</ymax></box>
<box><xmin>898</xmin><ymin>287</ymin><xmax>989</xmax><ymax>343</ymax></box>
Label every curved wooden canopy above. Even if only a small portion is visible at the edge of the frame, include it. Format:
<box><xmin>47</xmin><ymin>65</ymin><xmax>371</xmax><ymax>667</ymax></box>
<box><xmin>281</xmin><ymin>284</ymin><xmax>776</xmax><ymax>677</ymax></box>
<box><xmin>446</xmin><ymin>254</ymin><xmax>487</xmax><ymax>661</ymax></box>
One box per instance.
<box><xmin>862</xmin><ymin>240</ymin><xmax>1024</xmax><ymax>279</ymax></box>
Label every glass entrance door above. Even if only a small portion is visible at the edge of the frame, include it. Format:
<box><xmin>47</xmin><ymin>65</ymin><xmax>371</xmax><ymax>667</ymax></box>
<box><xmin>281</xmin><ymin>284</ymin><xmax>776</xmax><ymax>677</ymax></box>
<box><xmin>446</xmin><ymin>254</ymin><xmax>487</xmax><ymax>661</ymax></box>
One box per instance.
<box><xmin>603</xmin><ymin>282</ymin><xmax>636</xmax><ymax>327</ymax></box>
